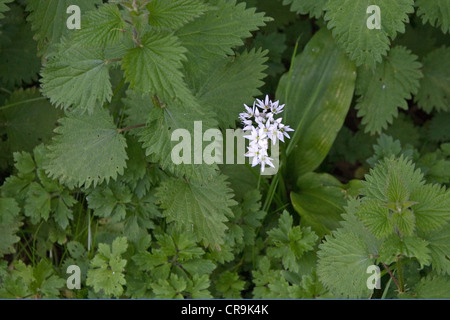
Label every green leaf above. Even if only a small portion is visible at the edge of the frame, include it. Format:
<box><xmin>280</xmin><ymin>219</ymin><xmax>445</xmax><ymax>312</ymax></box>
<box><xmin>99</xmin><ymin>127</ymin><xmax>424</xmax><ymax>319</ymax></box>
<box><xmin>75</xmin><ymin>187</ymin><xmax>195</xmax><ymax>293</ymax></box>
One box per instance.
<box><xmin>317</xmin><ymin>231</ymin><xmax>377</xmax><ymax>299</ymax></box>
<box><xmin>156</xmin><ymin>175</ymin><xmax>236</xmax><ymax>249</ymax></box>
<box><xmin>26</xmin><ymin>0</ymin><xmax>102</xmax><ymax>54</ymax></box>
<box><xmin>86</xmin><ymin>237</ymin><xmax>128</xmax><ymax>298</ymax></box>
<box><xmin>416</xmin><ymin>0</ymin><xmax>450</xmax><ymax>34</ymax></box>
<box><xmin>0</xmin><ymin>0</ymin><xmax>12</xmax><ymax>20</ymax></box>
<box><xmin>87</xmin><ymin>182</ymin><xmax>133</xmax><ymax>223</ymax></box>
<box><xmin>45</xmin><ymin>108</ymin><xmax>128</xmax><ymax>189</ymax></box>
<box><xmin>138</xmin><ymin>102</ymin><xmax>218</xmax><ymax>182</ymax></box>
<box><xmin>151</xmin><ymin>274</ymin><xmax>186</xmax><ymax>299</ymax></box>
<box><xmin>0</xmin><ymin>198</ymin><xmax>22</xmax><ymax>257</ymax></box>
<box><xmin>188</xmin><ymin>48</ymin><xmax>268</xmax><ymax>128</ymax></box>
<box><xmin>282</xmin><ymin>0</ymin><xmax>327</xmax><ymax>18</ymax></box>
<box><xmin>276</xmin><ymin>28</ymin><xmax>356</xmax><ymax>178</ymax></box>
<box><xmin>355</xmin><ymin>46</ymin><xmax>422</xmax><ymax>134</ymax></box>
<box><xmin>176</xmin><ymin>0</ymin><xmax>268</xmax><ymax>63</ymax></box>
<box><xmin>73</xmin><ymin>4</ymin><xmax>126</xmax><ymax>47</ymax></box>
<box><xmin>215</xmin><ymin>271</ymin><xmax>245</xmax><ymax>299</ymax></box>
<box><xmin>121</xmin><ymin>32</ymin><xmax>191</xmax><ymax>103</ymax></box>
<box><xmin>147</xmin><ymin>0</ymin><xmax>209</xmax><ymax>30</ymax></box>
<box><xmin>24</xmin><ymin>182</ymin><xmax>51</xmax><ymax>224</ymax></box>
<box><xmin>367</xmin><ymin>134</ymin><xmax>403</xmax><ymax>167</ymax></box>
<box><xmin>2</xmin><ymin>88</ymin><xmax>63</xmax><ymax>152</ymax></box>
<box><xmin>0</xmin><ymin>4</ymin><xmax>40</xmax><ymax>86</ymax></box>
<box><xmin>267</xmin><ymin>211</ymin><xmax>318</xmax><ymax>273</ymax></box>
<box><xmin>291</xmin><ymin>172</ymin><xmax>352</xmax><ymax>238</ymax></box>
<box><xmin>378</xmin><ymin>235</ymin><xmax>431</xmax><ymax>267</ymax></box>
<box><xmin>324</xmin><ymin>0</ymin><xmax>414</xmax><ymax>68</ymax></box>
<box><xmin>413</xmin><ymin>275</ymin><xmax>450</xmax><ymax>299</ymax></box>
<box><xmin>41</xmin><ymin>39</ymin><xmax>114</xmax><ymax>114</ymax></box>
<box><xmin>421</xmin><ymin>224</ymin><xmax>450</xmax><ymax>275</ymax></box>
<box><xmin>415</xmin><ymin>47</ymin><xmax>450</xmax><ymax>113</ymax></box>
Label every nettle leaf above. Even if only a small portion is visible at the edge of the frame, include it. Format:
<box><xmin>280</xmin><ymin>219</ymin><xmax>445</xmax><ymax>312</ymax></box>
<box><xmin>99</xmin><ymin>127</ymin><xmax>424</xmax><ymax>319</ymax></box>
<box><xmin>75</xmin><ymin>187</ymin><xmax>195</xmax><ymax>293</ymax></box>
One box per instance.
<box><xmin>282</xmin><ymin>0</ymin><xmax>327</xmax><ymax>18</ymax></box>
<box><xmin>73</xmin><ymin>4</ymin><xmax>126</xmax><ymax>47</ymax></box>
<box><xmin>416</xmin><ymin>0</ymin><xmax>450</xmax><ymax>34</ymax></box>
<box><xmin>138</xmin><ymin>102</ymin><xmax>218</xmax><ymax>182</ymax></box>
<box><xmin>86</xmin><ymin>237</ymin><xmax>128</xmax><ymax>298</ymax></box>
<box><xmin>26</xmin><ymin>0</ymin><xmax>102</xmax><ymax>54</ymax></box>
<box><xmin>267</xmin><ymin>211</ymin><xmax>318</xmax><ymax>273</ymax></box>
<box><xmin>2</xmin><ymin>88</ymin><xmax>63</xmax><ymax>153</ymax></box>
<box><xmin>41</xmin><ymin>40</ymin><xmax>114</xmax><ymax>114</ymax></box>
<box><xmin>0</xmin><ymin>198</ymin><xmax>22</xmax><ymax>257</ymax></box>
<box><xmin>156</xmin><ymin>175</ymin><xmax>237</xmax><ymax>249</ymax></box>
<box><xmin>324</xmin><ymin>0</ymin><xmax>414</xmax><ymax>68</ymax></box>
<box><xmin>355</xmin><ymin>46</ymin><xmax>422</xmax><ymax>134</ymax></box>
<box><xmin>413</xmin><ymin>275</ymin><xmax>450</xmax><ymax>299</ymax></box>
<box><xmin>0</xmin><ymin>0</ymin><xmax>12</xmax><ymax>20</ymax></box>
<box><xmin>378</xmin><ymin>235</ymin><xmax>431</xmax><ymax>267</ymax></box>
<box><xmin>176</xmin><ymin>0</ymin><xmax>268</xmax><ymax>62</ymax></box>
<box><xmin>121</xmin><ymin>32</ymin><xmax>192</xmax><ymax>103</ymax></box>
<box><xmin>0</xmin><ymin>4</ymin><xmax>40</xmax><ymax>86</ymax></box>
<box><xmin>415</xmin><ymin>47</ymin><xmax>450</xmax><ymax>113</ymax></box>
<box><xmin>188</xmin><ymin>48</ymin><xmax>268</xmax><ymax>128</ymax></box>
<box><xmin>317</xmin><ymin>230</ymin><xmax>377</xmax><ymax>299</ymax></box>
<box><xmin>421</xmin><ymin>224</ymin><xmax>450</xmax><ymax>275</ymax></box>
<box><xmin>147</xmin><ymin>0</ymin><xmax>209</xmax><ymax>30</ymax></box>
<box><xmin>45</xmin><ymin>108</ymin><xmax>128</xmax><ymax>189</ymax></box>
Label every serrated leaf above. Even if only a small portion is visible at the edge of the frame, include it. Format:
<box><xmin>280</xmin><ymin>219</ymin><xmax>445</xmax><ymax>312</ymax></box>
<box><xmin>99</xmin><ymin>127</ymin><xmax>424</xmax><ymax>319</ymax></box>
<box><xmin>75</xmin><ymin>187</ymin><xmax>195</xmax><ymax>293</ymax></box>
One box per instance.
<box><xmin>282</xmin><ymin>0</ymin><xmax>326</xmax><ymax>18</ymax></box>
<box><xmin>415</xmin><ymin>47</ymin><xmax>450</xmax><ymax>113</ymax></box>
<box><xmin>324</xmin><ymin>0</ymin><xmax>414</xmax><ymax>68</ymax></box>
<box><xmin>147</xmin><ymin>0</ymin><xmax>209</xmax><ymax>30</ymax></box>
<box><xmin>156</xmin><ymin>175</ymin><xmax>236</xmax><ymax>248</ymax></box>
<box><xmin>86</xmin><ymin>237</ymin><xmax>128</xmax><ymax>298</ymax></box>
<box><xmin>187</xmin><ymin>48</ymin><xmax>268</xmax><ymax>128</ymax></box>
<box><xmin>138</xmin><ymin>102</ymin><xmax>218</xmax><ymax>182</ymax></box>
<box><xmin>176</xmin><ymin>0</ymin><xmax>268</xmax><ymax>64</ymax></box>
<box><xmin>2</xmin><ymin>88</ymin><xmax>63</xmax><ymax>152</ymax></box>
<box><xmin>378</xmin><ymin>235</ymin><xmax>431</xmax><ymax>267</ymax></box>
<box><xmin>416</xmin><ymin>0</ymin><xmax>450</xmax><ymax>34</ymax></box>
<box><xmin>45</xmin><ymin>108</ymin><xmax>128</xmax><ymax>189</ymax></box>
<box><xmin>41</xmin><ymin>40</ymin><xmax>113</xmax><ymax>114</ymax></box>
<box><xmin>0</xmin><ymin>198</ymin><xmax>22</xmax><ymax>257</ymax></box>
<box><xmin>0</xmin><ymin>4</ymin><xmax>40</xmax><ymax>86</ymax></box>
<box><xmin>121</xmin><ymin>32</ymin><xmax>192</xmax><ymax>103</ymax></box>
<box><xmin>421</xmin><ymin>224</ymin><xmax>450</xmax><ymax>275</ymax></box>
<box><xmin>73</xmin><ymin>4</ymin><xmax>126</xmax><ymax>47</ymax></box>
<box><xmin>24</xmin><ymin>182</ymin><xmax>51</xmax><ymax>224</ymax></box>
<box><xmin>26</xmin><ymin>0</ymin><xmax>102</xmax><ymax>54</ymax></box>
<box><xmin>215</xmin><ymin>271</ymin><xmax>245</xmax><ymax>299</ymax></box>
<box><xmin>413</xmin><ymin>275</ymin><xmax>450</xmax><ymax>299</ymax></box>
<box><xmin>317</xmin><ymin>231</ymin><xmax>377</xmax><ymax>299</ymax></box>
<box><xmin>0</xmin><ymin>0</ymin><xmax>12</xmax><ymax>20</ymax></box>
<box><xmin>355</xmin><ymin>46</ymin><xmax>422</xmax><ymax>134</ymax></box>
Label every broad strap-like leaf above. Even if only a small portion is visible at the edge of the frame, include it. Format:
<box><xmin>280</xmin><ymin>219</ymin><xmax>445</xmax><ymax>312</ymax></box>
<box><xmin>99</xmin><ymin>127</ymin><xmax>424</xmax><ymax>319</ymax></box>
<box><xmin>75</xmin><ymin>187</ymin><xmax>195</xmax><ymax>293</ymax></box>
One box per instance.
<box><xmin>276</xmin><ymin>28</ymin><xmax>356</xmax><ymax>179</ymax></box>
<box><xmin>415</xmin><ymin>47</ymin><xmax>450</xmax><ymax>113</ymax></box>
<box><xmin>187</xmin><ymin>48</ymin><xmax>268</xmax><ymax>128</ymax></box>
<box><xmin>324</xmin><ymin>0</ymin><xmax>414</xmax><ymax>68</ymax></box>
<box><xmin>26</xmin><ymin>0</ymin><xmax>102</xmax><ymax>54</ymax></box>
<box><xmin>355</xmin><ymin>46</ymin><xmax>422</xmax><ymax>134</ymax></box>
<box><xmin>41</xmin><ymin>39</ymin><xmax>114</xmax><ymax>114</ymax></box>
<box><xmin>45</xmin><ymin>108</ymin><xmax>128</xmax><ymax>189</ymax></box>
<box><xmin>282</xmin><ymin>0</ymin><xmax>327</xmax><ymax>18</ymax></box>
<box><xmin>147</xmin><ymin>0</ymin><xmax>209</xmax><ymax>30</ymax></box>
<box><xmin>156</xmin><ymin>175</ymin><xmax>237</xmax><ymax>249</ymax></box>
<box><xmin>416</xmin><ymin>0</ymin><xmax>450</xmax><ymax>34</ymax></box>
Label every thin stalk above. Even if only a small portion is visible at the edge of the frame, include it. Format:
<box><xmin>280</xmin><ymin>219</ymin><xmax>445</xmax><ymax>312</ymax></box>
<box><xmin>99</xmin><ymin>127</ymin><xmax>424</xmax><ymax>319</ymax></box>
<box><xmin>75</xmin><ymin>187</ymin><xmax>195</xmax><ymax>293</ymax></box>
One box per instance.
<box><xmin>382</xmin><ymin>262</ymin><xmax>401</xmax><ymax>292</ymax></box>
<box><xmin>117</xmin><ymin>123</ymin><xmax>146</xmax><ymax>133</ymax></box>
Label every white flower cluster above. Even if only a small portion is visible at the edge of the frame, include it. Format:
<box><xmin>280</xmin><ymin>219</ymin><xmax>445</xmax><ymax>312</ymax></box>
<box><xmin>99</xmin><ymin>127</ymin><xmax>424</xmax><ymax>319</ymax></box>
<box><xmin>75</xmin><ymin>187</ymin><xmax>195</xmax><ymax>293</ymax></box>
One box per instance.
<box><xmin>239</xmin><ymin>95</ymin><xmax>294</xmax><ymax>172</ymax></box>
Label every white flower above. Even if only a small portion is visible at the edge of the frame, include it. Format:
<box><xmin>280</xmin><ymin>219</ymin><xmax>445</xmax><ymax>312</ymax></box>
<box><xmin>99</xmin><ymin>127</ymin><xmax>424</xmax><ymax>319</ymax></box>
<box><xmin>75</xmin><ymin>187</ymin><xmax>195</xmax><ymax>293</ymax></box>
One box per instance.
<box><xmin>240</xmin><ymin>95</ymin><xmax>294</xmax><ymax>173</ymax></box>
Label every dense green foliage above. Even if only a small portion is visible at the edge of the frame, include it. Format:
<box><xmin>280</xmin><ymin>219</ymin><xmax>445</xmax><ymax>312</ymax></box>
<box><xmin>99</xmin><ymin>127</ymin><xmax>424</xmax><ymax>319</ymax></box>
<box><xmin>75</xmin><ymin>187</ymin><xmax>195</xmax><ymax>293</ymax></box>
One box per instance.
<box><xmin>0</xmin><ymin>0</ymin><xmax>449</xmax><ymax>299</ymax></box>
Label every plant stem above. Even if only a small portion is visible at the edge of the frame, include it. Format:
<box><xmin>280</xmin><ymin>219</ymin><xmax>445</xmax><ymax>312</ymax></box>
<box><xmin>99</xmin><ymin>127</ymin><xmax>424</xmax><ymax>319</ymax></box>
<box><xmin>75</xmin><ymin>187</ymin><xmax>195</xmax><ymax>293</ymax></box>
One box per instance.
<box><xmin>382</xmin><ymin>262</ymin><xmax>401</xmax><ymax>292</ymax></box>
<box><xmin>396</xmin><ymin>257</ymin><xmax>405</xmax><ymax>293</ymax></box>
<box><xmin>117</xmin><ymin>123</ymin><xmax>146</xmax><ymax>133</ymax></box>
